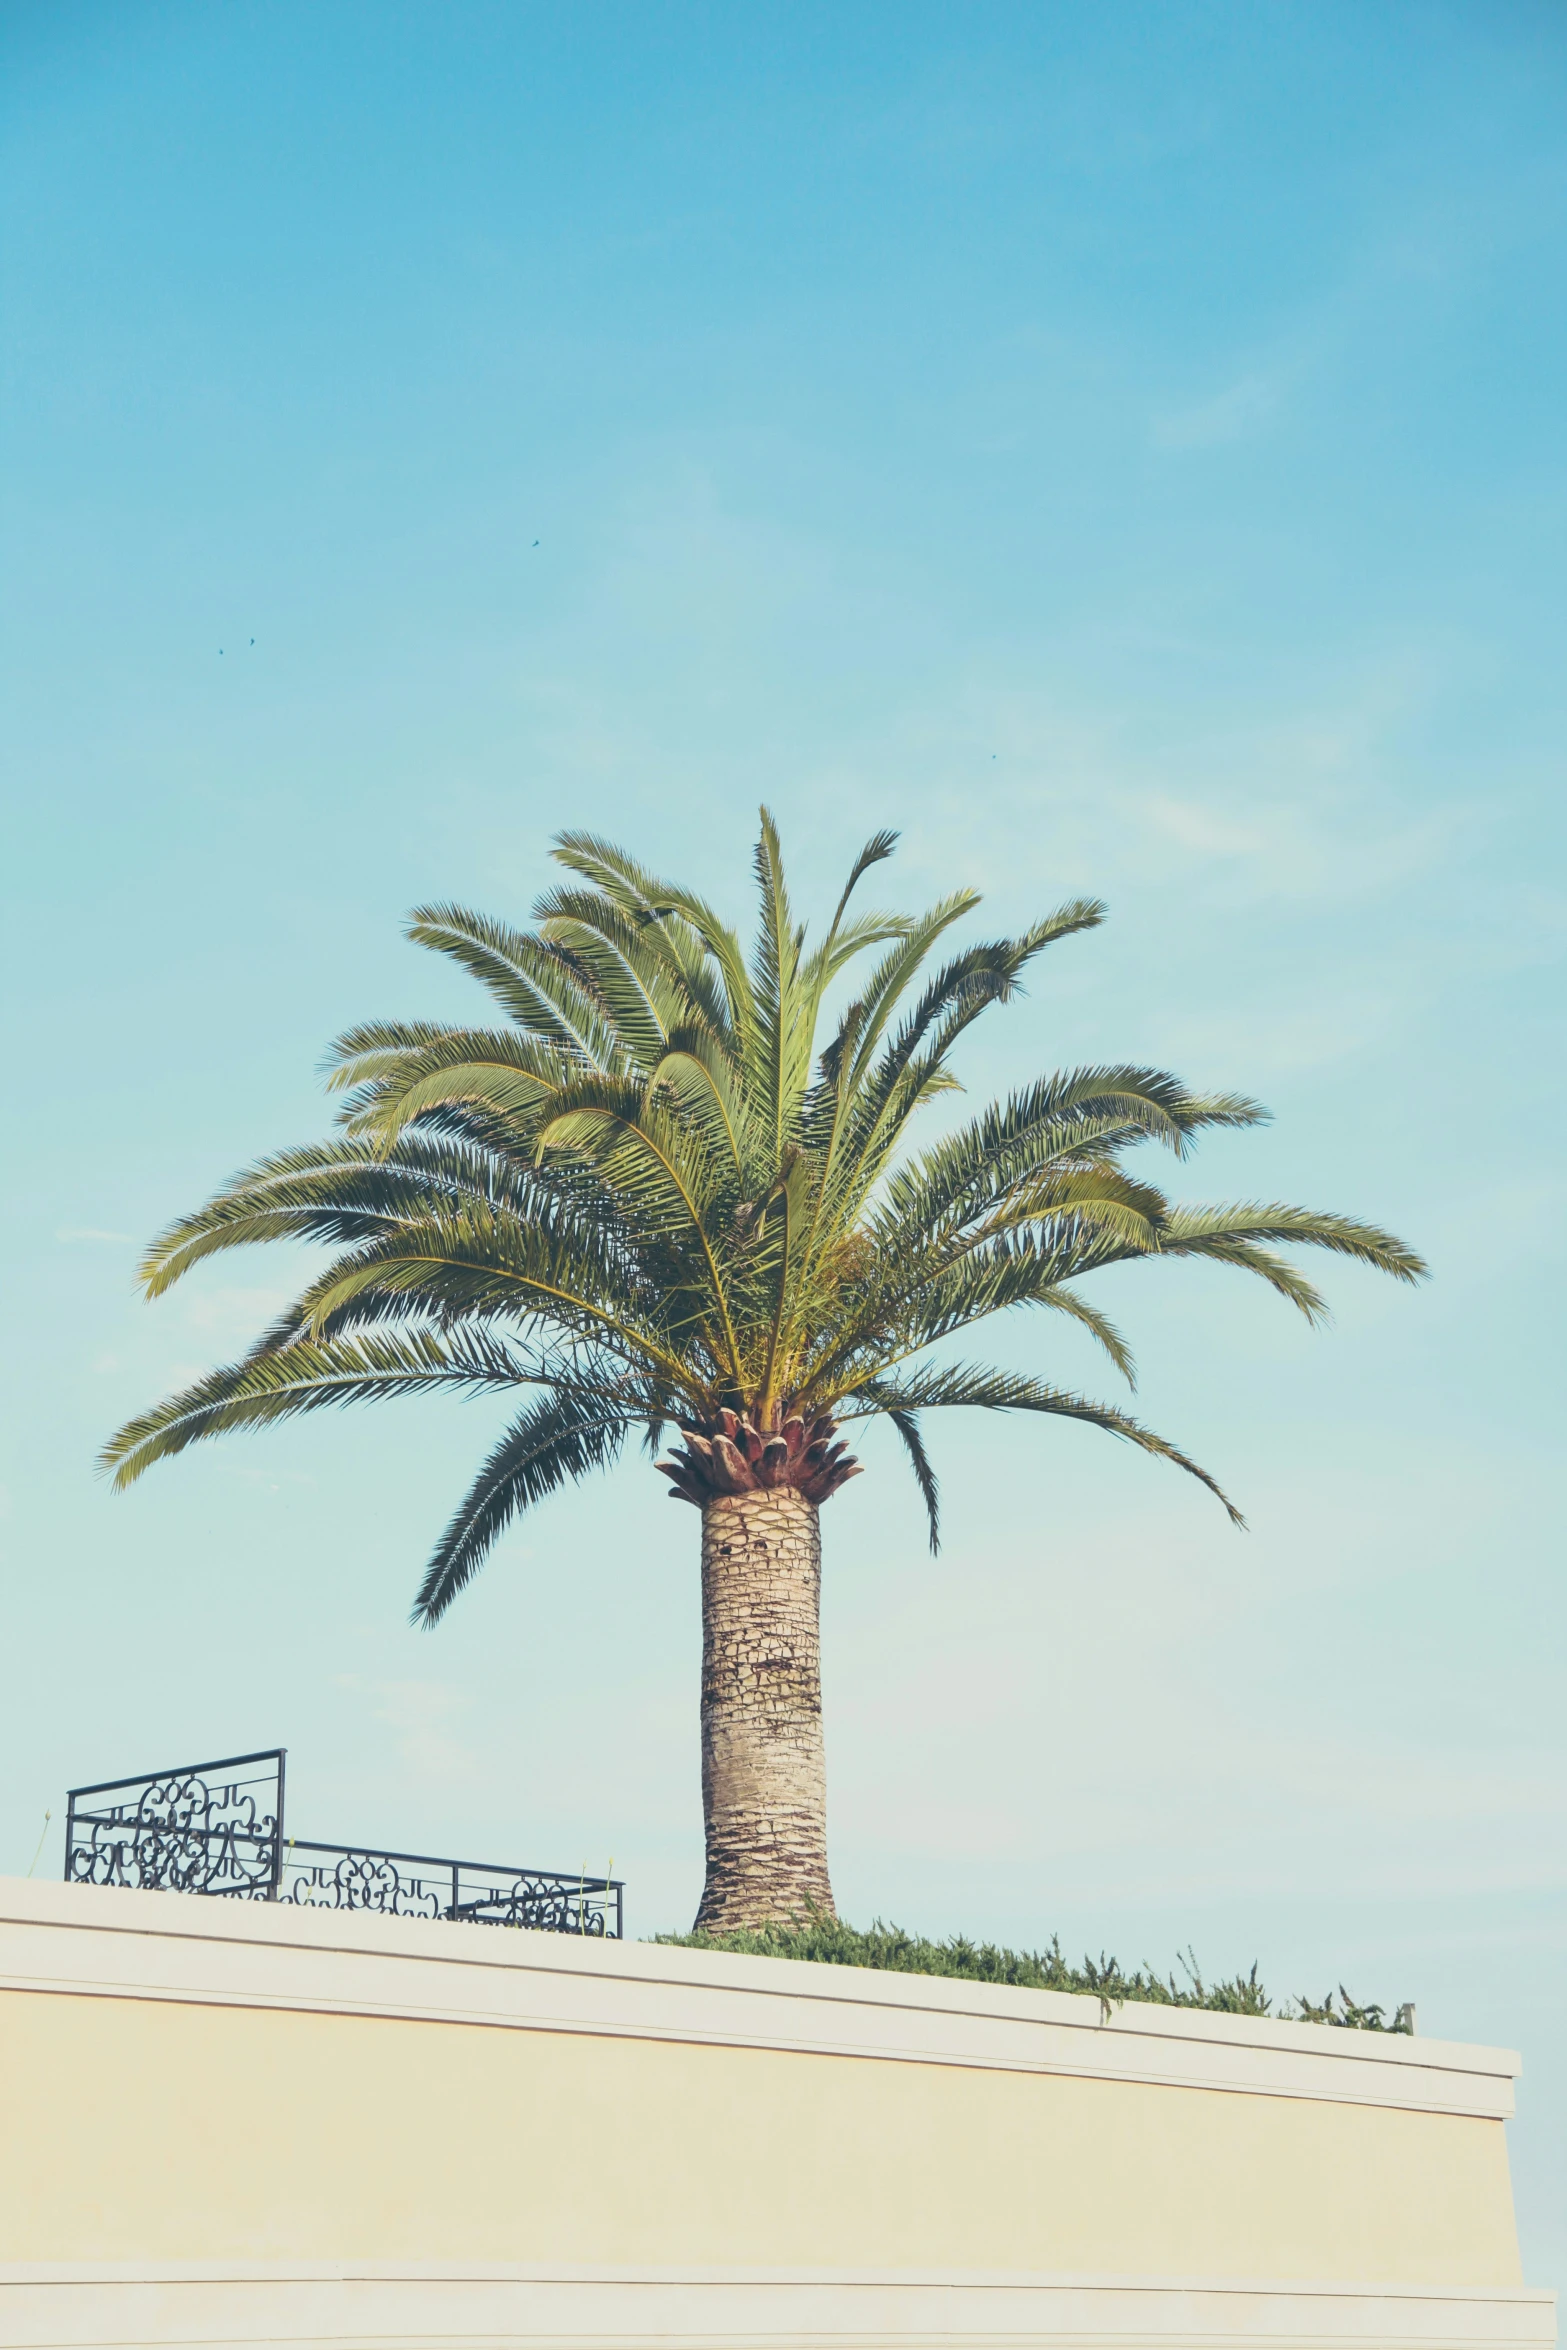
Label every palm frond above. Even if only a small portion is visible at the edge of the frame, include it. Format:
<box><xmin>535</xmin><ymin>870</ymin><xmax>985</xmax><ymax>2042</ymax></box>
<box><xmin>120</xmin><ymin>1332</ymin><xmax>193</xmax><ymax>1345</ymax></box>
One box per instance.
<box><xmin>551</xmin><ymin>838</ymin><xmax>757</xmax><ymax>1055</ymax></box>
<box><xmin>412</xmin><ymin>1386</ymin><xmax>633</xmax><ymax>1625</ymax></box>
<box><xmin>1160</xmin><ymin>1202</ymin><xmax>1428</xmax><ymax>1282</ymax></box>
<box><xmin>838</xmin><ymin>1363</ymin><xmax>1244</xmax><ymax>1525</ymax></box>
<box><xmin>876</xmin><ymin>1069</ymin><xmax>1267</xmax><ymax>1251</ymax></box>
<box><xmin>650</xmin><ymin>1032</ymin><xmax>754</xmax><ymax>1183</ymax></box>
<box><xmin>338</xmin><ymin>1035</ymin><xmax>569</xmax><ymax>1144</ymax></box>
<box><xmin>134</xmin><ymin>1135</ymin><xmax>558</xmax><ymax>1297</ymax></box>
<box><xmin>405</xmin><ymin>903</ymin><xmax>623</xmax><ymax>1067</ymax></box>
<box><xmin>322</xmin><ymin>1019</ymin><xmax>471</xmax><ymax>1094</ymax></box>
<box><xmin>1163</xmin><ymin>1236</ymin><xmax>1331</xmax><ymax>1322</ymax></box>
<box><xmin>533</xmin><ymin>893</ymin><xmax>673</xmax><ymax>1070</ymax></box>
<box><xmin>101</xmin><ymin>1329</ymin><xmax>527</xmax><ymax>1490</ymax></box>
<box><xmin>883</xmin><ymin>1403</ymin><xmax>940</xmax><ymax>1554</ymax></box>
<box><xmin>823</xmin><ymin>828</ymin><xmax>900</xmax><ymax>937</ymax></box>
<box><xmin>748</xmin><ymin>807</ymin><xmax>813</xmax><ymax>1159</ymax></box>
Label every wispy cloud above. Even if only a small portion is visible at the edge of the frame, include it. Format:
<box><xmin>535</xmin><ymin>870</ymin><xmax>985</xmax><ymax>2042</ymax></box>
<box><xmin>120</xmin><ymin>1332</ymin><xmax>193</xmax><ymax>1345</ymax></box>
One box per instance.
<box><xmin>886</xmin><ymin>659</ymin><xmax>1478</xmax><ymax>922</ymax></box>
<box><xmin>1135</xmin><ymin>794</ymin><xmax>1270</xmax><ymax>856</ymax></box>
<box><xmin>331</xmin><ymin>1675</ymin><xmax>482</xmax><ymax>1786</ymax></box>
<box><xmin>378</xmin><ymin>1682</ymin><xmax>482</xmax><ymax>1783</ymax></box>
<box><xmin>214</xmin><ymin>1460</ymin><xmax>318</xmax><ymax>1493</ymax></box>
<box><xmin>1152</xmin><ymin>370</ymin><xmax>1282</xmax><ymax>449</ymax></box>
<box><xmin>180</xmin><ymin>1285</ymin><xmax>293</xmax><ymax>1339</ymax></box>
<box><xmin>56</xmin><ymin>1226</ymin><xmax>132</xmax><ymax>1244</ymax></box>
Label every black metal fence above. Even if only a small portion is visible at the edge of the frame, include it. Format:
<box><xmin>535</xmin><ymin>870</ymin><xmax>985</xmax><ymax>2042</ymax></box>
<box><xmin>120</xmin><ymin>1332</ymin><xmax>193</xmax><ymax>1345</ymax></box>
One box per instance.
<box><xmin>64</xmin><ymin>1748</ymin><xmax>623</xmax><ymax>1937</ymax></box>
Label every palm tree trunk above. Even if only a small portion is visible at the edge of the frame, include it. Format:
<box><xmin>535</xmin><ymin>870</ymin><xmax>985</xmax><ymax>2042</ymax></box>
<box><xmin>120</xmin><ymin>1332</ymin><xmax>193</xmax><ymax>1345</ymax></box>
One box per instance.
<box><xmin>694</xmin><ymin>1485</ymin><xmax>837</xmax><ymax>1932</ymax></box>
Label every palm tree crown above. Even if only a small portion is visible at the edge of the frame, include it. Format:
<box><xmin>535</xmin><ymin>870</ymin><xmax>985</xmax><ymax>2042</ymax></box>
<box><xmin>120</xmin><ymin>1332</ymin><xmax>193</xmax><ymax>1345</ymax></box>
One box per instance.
<box><xmin>105</xmin><ymin>816</ymin><xmax>1426</xmax><ymax>1621</ymax></box>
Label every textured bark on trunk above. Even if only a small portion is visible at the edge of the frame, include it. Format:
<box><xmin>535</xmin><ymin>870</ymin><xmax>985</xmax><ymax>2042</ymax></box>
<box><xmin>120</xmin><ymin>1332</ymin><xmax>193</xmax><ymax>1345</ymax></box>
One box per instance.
<box><xmin>694</xmin><ymin>1485</ymin><xmax>836</xmax><ymax>1933</ymax></box>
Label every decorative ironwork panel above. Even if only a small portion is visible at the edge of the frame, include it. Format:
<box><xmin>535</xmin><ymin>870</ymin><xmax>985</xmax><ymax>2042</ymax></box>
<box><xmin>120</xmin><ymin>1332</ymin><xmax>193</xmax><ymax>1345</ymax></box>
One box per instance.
<box><xmin>279</xmin><ymin>1840</ymin><xmax>622</xmax><ymax>1936</ymax></box>
<box><xmin>279</xmin><ymin>1843</ymin><xmax>446</xmax><ymax>1920</ymax></box>
<box><xmin>65</xmin><ymin>1750</ymin><xmax>284</xmax><ymax>1900</ymax></box>
<box><xmin>64</xmin><ymin>1747</ymin><xmax>624</xmax><ymax>1937</ymax></box>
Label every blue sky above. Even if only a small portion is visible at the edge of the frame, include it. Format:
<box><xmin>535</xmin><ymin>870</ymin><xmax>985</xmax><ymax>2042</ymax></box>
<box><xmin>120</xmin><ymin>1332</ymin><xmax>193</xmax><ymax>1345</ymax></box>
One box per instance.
<box><xmin>3</xmin><ymin>0</ymin><xmax>1565</xmax><ymax>2275</ymax></box>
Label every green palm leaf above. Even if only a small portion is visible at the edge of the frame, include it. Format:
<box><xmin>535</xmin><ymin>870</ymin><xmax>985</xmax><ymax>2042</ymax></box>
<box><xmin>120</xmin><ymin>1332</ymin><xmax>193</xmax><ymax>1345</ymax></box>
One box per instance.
<box><xmin>412</xmin><ymin>1387</ymin><xmax>635</xmax><ymax>1625</ymax></box>
<box><xmin>110</xmin><ymin>811</ymin><xmax>1422</xmax><ymax>1611</ymax></box>
<box><xmin>838</xmin><ymin>1363</ymin><xmax>1245</xmax><ymax>1526</ymax></box>
<box><xmin>100</xmin><ymin>1329</ymin><xmax>528</xmax><ymax>1490</ymax></box>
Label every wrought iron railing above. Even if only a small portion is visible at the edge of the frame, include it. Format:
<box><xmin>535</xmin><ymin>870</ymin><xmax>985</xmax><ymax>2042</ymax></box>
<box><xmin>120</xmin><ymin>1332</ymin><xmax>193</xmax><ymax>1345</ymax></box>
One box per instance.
<box><xmin>63</xmin><ymin>1747</ymin><xmax>623</xmax><ymax>1937</ymax></box>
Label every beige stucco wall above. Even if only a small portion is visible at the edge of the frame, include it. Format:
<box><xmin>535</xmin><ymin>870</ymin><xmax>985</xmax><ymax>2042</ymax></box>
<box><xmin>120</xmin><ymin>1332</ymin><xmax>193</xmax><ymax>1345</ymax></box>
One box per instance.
<box><xmin>0</xmin><ymin>1980</ymin><xmax>1522</xmax><ymax>2285</ymax></box>
<box><xmin>3</xmin><ymin>1878</ymin><xmax>1550</xmax><ymax>2350</ymax></box>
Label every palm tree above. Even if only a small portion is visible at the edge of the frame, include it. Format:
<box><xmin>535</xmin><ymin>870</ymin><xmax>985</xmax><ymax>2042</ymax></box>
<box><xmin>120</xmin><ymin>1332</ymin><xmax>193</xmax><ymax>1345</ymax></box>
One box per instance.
<box><xmin>105</xmin><ymin>818</ymin><xmax>1425</xmax><ymax>1931</ymax></box>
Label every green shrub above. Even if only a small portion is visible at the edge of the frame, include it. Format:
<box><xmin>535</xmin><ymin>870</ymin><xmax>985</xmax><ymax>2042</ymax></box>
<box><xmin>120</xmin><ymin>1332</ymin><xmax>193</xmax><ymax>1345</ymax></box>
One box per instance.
<box><xmin>656</xmin><ymin>1916</ymin><xmax>1413</xmax><ymax>2032</ymax></box>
